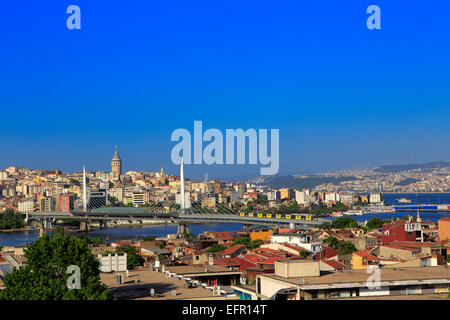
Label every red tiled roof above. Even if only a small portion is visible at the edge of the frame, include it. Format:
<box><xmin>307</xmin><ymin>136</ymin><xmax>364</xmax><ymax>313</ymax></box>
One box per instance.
<box><xmin>220</xmin><ymin>244</ymin><xmax>245</xmax><ymax>255</ymax></box>
<box><xmin>256</xmin><ymin>257</ymin><xmax>289</xmax><ymax>264</ymax></box>
<box><xmin>354</xmin><ymin>251</ymin><xmax>381</xmax><ymax>261</ymax></box>
<box><xmin>317</xmin><ymin>247</ymin><xmax>338</xmax><ymax>260</ymax></box>
<box><xmin>280</xmin><ymin>243</ymin><xmax>308</xmax><ymax>253</ymax></box>
<box><xmin>241</xmin><ymin>253</ymin><xmax>266</xmax><ymax>262</ymax></box>
<box><xmin>232</xmin><ymin>256</ymin><xmax>258</xmax><ymax>271</ymax></box>
<box><xmin>381</xmin><ymin>244</ymin><xmax>421</xmax><ymax>252</ymax></box>
<box><xmin>213</xmin><ymin>258</ymin><xmax>240</xmax><ymax>267</ymax></box>
<box><xmin>322</xmin><ymin>259</ymin><xmax>348</xmax><ymax>270</ymax></box>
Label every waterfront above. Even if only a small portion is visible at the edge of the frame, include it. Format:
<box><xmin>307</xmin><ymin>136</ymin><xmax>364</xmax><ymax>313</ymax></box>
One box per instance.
<box><xmin>0</xmin><ymin>222</ymin><xmax>244</xmax><ymax>247</ymax></box>
<box><xmin>3</xmin><ymin>193</ymin><xmax>450</xmax><ymax>248</ymax></box>
<box><xmin>331</xmin><ymin>211</ymin><xmax>450</xmax><ymax>223</ymax></box>
<box><xmin>376</xmin><ymin>192</ymin><xmax>450</xmax><ymax>206</ymax></box>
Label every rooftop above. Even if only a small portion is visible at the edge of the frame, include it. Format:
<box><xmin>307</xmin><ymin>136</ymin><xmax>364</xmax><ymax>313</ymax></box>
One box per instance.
<box><xmin>259</xmin><ymin>266</ymin><xmax>450</xmax><ymax>288</ymax></box>
<box><xmin>100</xmin><ymin>268</ymin><xmax>223</xmax><ymax>300</ymax></box>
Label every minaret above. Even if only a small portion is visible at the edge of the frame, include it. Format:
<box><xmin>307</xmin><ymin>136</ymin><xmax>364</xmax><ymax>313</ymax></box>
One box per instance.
<box><xmin>417</xmin><ymin>208</ymin><xmax>423</xmax><ymax>242</ymax></box>
<box><xmin>83</xmin><ymin>166</ymin><xmax>87</xmax><ymax>212</ymax></box>
<box><xmin>180</xmin><ymin>158</ymin><xmax>185</xmax><ymax>213</ymax></box>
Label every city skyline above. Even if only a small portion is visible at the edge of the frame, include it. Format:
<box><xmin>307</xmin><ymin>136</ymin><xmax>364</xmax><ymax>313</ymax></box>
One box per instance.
<box><xmin>3</xmin><ymin>147</ymin><xmax>450</xmax><ymax>181</ymax></box>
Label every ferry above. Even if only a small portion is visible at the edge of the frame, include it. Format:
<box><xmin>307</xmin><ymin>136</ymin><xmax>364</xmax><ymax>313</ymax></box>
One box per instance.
<box><xmin>343</xmin><ymin>209</ymin><xmax>364</xmax><ymax>216</ymax></box>
<box><xmin>363</xmin><ymin>206</ymin><xmax>396</xmax><ymax>214</ymax></box>
<box><xmin>330</xmin><ymin>212</ymin><xmax>344</xmax><ymax>217</ymax></box>
<box><xmin>397</xmin><ymin>198</ymin><xmax>412</xmax><ymax>203</ymax></box>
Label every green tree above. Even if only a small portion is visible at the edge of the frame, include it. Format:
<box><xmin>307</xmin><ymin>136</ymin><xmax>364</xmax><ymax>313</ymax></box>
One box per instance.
<box><xmin>53</xmin><ymin>225</ymin><xmax>65</xmax><ymax>237</ymax></box>
<box><xmin>207</xmin><ymin>244</ymin><xmax>226</xmax><ymax>253</ymax></box>
<box><xmin>108</xmin><ymin>196</ymin><xmax>118</xmax><ymax>205</ymax></box>
<box><xmin>232</xmin><ymin>237</ymin><xmax>252</xmax><ymax>246</ymax></box>
<box><xmin>0</xmin><ymin>209</ymin><xmax>25</xmax><ymax>230</ymax></box>
<box><xmin>247</xmin><ymin>239</ymin><xmax>264</xmax><ymax>250</ymax></box>
<box><xmin>323</xmin><ymin>236</ymin><xmax>339</xmax><ymax>249</ymax></box>
<box><xmin>254</xmin><ymin>195</ymin><xmax>268</xmax><ymax>205</ymax></box>
<box><xmin>232</xmin><ymin>237</ymin><xmax>263</xmax><ymax>250</ymax></box>
<box><xmin>331</xmin><ymin>217</ymin><xmax>358</xmax><ymax>229</ymax></box>
<box><xmin>336</xmin><ymin>241</ymin><xmax>357</xmax><ymax>255</ymax></box>
<box><xmin>70</xmin><ymin>178</ymin><xmax>80</xmax><ymax>186</ymax></box>
<box><xmin>0</xmin><ymin>234</ymin><xmax>112</xmax><ymax>300</ymax></box>
<box><xmin>142</xmin><ymin>236</ymin><xmax>156</xmax><ymax>241</ymax></box>
<box><xmin>90</xmin><ymin>237</ymin><xmax>105</xmax><ymax>245</ymax></box>
<box><xmin>159</xmin><ymin>240</ymin><xmax>167</xmax><ymax>249</ymax></box>
<box><xmin>366</xmin><ymin>217</ymin><xmax>389</xmax><ymax>230</ymax></box>
<box><xmin>114</xmin><ymin>245</ymin><xmax>144</xmax><ymax>270</ymax></box>
<box><xmin>446</xmin><ymin>255</ymin><xmax>450</xmax><ymax>263</ymax></box>
<box><xmin>299</xmin><ymin>250</ymin><xmax>309</xmax><ymax>258</ymax></box>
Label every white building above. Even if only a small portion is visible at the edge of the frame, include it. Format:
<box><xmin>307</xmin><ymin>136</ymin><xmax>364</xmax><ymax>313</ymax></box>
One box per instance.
<box><xmin>325</xmin><ymin>192</ymin><xmax>340</xmax><ymax>203</ymax></box>
<box><xmin>295</xmin><ymin>190</ymin><xmax>306</xmax><ymax>204</ymax></box>
<box><xmin>18</xmin><ymin>199</ymin><xmax>35</xmax><ymax>213</ymax></box>
<box><xmin>269</xmin><ymin>234</ymin><xmax>322</xmax><ymax>254</ymax></box>
<box><xmin>0</xmin><ymin>171</ymin><xmax>8</xmax><ymax>181</ymax></box>
<box><xmin>176</xmin><ymin>191</ymin><xmax>191</xmax><ymax>209</ymax></box>
<box><xmin>267</xmin><ymin>190</ymin><xmax>280</xmax><ymax>201</ymax></box>
<box><xmin>370</xmin><ymin>193</ymin><xmax>382</xmax><ymax>204</ymax></box>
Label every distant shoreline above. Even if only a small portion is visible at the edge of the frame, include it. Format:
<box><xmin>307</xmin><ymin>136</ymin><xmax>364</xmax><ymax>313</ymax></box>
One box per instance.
<box><xmin>0</xmin><ymin>227</ymin><xmax>38</xmax><ymax>233</ymax></box>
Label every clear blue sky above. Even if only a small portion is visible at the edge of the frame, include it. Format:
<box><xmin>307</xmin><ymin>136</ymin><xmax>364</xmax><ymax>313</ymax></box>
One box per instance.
<box><xmin>1</xmin><ymin>1</ymin><xmax>449</xmax><ymax>179</ymax></box>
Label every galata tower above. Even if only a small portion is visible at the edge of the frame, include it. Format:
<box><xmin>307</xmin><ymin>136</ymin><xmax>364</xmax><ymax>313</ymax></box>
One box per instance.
<box><xmin>111</xmin><ymin>146</ymin><xmax>122</xmax><ymax>179</ymax></box>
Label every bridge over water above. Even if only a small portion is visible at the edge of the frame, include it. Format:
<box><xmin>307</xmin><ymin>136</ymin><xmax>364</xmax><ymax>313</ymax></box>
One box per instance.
<box><xmin>26</xmin><ymin>207</ymin><xmax>328</xmax><ymax>233</ymax></box>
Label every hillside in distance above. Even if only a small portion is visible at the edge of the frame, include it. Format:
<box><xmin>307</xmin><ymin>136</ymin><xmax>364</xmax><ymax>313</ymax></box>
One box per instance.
<box><xmin>252</xmin><ymin>175</ymin><xmax>358</xmax><ymax>189</ymax></box>
<box><xmin>374</xmin><ymin>161</ymin><xmax>450</xmax><ymax>173</ymax></box>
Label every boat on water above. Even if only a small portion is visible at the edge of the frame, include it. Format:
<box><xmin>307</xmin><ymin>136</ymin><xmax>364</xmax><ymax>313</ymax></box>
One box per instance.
<box><xmin>330</xmin><ymin>212</ymin><xmax>344</xmax><ymax>217</ymax></box>
<box><xmin>398</xmin><ymin>198</ymin><xmax>412</xmax><ymax>203</ymax></box>
<box><xmin>363</xmin><ymin>206</ymin><xmax>396</xmax><ymax>214</ymax></box>
<box><xmin>343</xmin><ymin>209</ymin><xmax>364</xmax><ymax>216</ymax></box>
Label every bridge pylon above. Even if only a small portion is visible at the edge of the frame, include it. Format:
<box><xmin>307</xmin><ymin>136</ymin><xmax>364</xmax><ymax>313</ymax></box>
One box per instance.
<box><xmin>177</xmin><ymin>222</ymin><xmax>190</xmax><ymax>237</ymax></box>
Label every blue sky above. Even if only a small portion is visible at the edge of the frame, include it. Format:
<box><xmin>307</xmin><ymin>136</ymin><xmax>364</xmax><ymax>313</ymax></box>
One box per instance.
<box><xmin>1</xmin><ymin>1</ymin><xmax>449</xmax><ymax>179</ymax></box>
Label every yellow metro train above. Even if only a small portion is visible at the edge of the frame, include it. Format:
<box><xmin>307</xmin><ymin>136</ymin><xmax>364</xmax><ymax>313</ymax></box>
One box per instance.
<box><xmin>239</xmin><ymin>212</ymin><xmax>318</xmax><ymax>222</ymax></box>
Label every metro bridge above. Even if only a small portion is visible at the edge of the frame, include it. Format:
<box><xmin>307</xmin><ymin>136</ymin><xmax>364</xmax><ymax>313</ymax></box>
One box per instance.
<box><xmin>26</xmin><ymin>208</ymin><xmax>328</xmax><ymax>234</ymax></box>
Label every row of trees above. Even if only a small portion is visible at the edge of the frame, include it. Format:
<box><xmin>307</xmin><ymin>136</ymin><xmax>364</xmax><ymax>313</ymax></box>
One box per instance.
<box><xmin>245</xmin><ymin>201</ymin><xmax>350</xmax><ymax>216</ymax></box>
